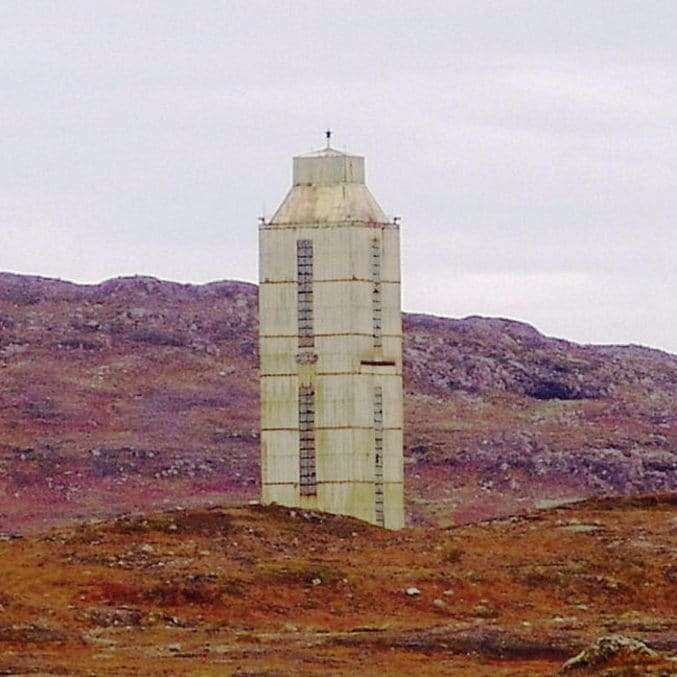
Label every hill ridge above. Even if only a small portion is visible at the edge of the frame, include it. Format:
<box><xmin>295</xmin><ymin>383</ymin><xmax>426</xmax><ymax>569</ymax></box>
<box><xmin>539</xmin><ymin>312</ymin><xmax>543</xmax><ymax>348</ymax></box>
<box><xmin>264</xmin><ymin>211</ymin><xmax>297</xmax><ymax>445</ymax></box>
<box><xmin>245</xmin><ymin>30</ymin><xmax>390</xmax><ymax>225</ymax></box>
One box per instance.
<box><xmin>1</xmin><ymin>271</ymin><xmax>674</xmax><ymax>358</ymax></box>
<box><xmin>0</xmin><ymin>271</ymin><xmax>675</xmax><ymax>533</ymax></box>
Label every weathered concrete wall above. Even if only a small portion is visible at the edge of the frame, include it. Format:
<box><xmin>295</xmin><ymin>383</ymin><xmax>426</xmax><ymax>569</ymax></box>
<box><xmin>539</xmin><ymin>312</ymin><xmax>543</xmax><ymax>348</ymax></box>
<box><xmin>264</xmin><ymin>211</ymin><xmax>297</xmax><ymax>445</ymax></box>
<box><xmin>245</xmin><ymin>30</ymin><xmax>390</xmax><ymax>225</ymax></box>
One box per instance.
<box><xmin>259</xmin><ymin>147</ymin><xmax>404</xmax><ymax>529</ymax></box>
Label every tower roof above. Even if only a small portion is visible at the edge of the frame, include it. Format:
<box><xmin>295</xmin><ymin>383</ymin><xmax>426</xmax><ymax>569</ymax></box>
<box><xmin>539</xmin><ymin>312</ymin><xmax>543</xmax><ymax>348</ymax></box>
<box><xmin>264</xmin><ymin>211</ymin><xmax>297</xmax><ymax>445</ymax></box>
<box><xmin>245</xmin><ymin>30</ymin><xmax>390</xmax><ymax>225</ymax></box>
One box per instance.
<box><xmin>292</xmin><ymin>145</ymin><xmax>364</xmax><ymax>186</ymax></box>
<box><xmin>296</xmin><ymin>146</ymin><xmax>351</xmax><ymax>159</ymax></box>
<box><xmin>268</xmin><ymin>140</ymin><xmax>389</xmax><ymax>226</ymax></box>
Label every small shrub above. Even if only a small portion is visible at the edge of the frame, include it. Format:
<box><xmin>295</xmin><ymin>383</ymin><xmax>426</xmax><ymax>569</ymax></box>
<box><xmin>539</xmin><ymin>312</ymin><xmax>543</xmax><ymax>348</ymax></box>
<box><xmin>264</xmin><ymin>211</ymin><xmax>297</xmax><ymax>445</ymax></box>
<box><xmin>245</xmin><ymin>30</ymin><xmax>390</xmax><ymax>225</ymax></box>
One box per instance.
<box><xmin>98</xmin><ymin>580</ymin><xmax>144</xmax><ymax>604</ymax></box>
<box><xmin>128</xmin><ymin>329</ymin><xmax>186</xmax><ymax>347</ymax></box>
<box><xmin>441</xmin><ymin>544</ymin><xmax>464</xmax><ymax>564</ymax></box>
<box><xmin>257</xmin><ymin>562</ymin><xmax>345</xmax><ymax>586</ymax></box>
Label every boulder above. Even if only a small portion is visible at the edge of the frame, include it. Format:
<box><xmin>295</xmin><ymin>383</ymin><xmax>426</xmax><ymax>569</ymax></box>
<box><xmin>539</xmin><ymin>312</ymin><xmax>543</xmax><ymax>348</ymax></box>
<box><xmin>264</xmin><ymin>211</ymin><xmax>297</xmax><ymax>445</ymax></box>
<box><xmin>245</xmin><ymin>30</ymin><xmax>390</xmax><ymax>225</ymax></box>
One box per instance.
<box><xmin>560</xmin><ymin>634</ymin><xmax>659</xmax><ymax>673</ymax></box>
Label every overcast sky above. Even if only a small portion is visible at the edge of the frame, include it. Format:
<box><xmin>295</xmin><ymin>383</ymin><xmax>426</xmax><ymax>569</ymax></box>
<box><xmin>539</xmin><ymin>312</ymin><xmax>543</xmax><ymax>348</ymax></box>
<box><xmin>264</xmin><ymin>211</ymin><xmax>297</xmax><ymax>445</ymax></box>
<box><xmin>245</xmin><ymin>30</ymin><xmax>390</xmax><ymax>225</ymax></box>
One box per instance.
<box><xmin>2</xmin><ymin>1</ymin><xmax>675</xmax><ymax>352</ymax></box>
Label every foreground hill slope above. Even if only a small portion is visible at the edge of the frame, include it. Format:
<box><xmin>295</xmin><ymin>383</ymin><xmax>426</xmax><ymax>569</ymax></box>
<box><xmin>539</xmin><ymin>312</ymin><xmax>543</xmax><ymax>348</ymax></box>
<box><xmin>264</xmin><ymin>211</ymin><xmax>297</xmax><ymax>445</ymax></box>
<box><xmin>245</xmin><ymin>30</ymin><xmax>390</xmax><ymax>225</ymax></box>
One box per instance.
<box><xmin>0</xmin><ymin>495</ymin><xmax>675</xmax><ymax>675</ymax></box>
<box><xmin>0</xmin><ymin>273</ymin><xmax>675</xmax><ymax>531</ymax></box>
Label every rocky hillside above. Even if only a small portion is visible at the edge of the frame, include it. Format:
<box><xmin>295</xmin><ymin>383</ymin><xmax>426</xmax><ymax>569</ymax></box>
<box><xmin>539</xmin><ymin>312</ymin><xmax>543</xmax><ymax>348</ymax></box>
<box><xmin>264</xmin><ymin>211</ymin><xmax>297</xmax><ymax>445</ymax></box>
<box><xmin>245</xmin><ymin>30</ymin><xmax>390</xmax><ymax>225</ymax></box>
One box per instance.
<box><xmin>0</xmin><ymin>272</ymin><xmax>675</xmax><ymax>531</ymax></box>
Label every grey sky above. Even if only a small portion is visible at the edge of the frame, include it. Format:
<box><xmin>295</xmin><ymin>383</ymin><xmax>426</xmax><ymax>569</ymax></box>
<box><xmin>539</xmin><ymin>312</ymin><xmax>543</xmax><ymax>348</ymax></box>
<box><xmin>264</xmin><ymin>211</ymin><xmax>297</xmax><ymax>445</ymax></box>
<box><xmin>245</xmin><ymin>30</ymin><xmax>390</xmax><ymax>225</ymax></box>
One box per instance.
<box><xmin>2</xmin><ymin>1</ymin><xmax>675</xmax><ymax>352</ymax></box>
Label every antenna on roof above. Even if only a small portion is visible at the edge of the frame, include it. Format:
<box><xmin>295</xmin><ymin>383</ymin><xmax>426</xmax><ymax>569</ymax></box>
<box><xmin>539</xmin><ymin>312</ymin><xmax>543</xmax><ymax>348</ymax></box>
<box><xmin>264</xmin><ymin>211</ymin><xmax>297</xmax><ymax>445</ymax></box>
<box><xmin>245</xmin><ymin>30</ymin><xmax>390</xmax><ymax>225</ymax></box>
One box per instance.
<box><xmin>325</xmin><ymin>129</ymin><xmax>331</xmax><ymax>148</ymax></box>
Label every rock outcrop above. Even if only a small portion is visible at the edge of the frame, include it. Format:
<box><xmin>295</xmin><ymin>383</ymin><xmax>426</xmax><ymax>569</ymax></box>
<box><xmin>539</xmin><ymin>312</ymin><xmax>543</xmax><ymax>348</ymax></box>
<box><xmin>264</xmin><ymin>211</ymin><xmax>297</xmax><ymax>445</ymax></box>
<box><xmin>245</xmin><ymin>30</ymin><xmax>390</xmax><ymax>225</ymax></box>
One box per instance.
<box><xmin>560</xmin><ymin>635</ymin><xmax>660</xmax><ymax>673</ymax></box>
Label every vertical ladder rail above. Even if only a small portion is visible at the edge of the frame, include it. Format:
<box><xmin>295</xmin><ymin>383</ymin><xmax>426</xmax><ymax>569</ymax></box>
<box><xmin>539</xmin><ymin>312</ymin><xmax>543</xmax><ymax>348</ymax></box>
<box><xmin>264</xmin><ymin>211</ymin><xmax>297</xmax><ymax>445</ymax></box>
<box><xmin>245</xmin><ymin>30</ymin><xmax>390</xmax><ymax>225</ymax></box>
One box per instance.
<box><xmin>373</xmin><ymin>385</ymin><xmax>385</xmax><ymax>526</ymax></box>
<box><xmin>371</xmin><ymin>237</ymin><xmax>382</xmax><ymax>349</ymax></box>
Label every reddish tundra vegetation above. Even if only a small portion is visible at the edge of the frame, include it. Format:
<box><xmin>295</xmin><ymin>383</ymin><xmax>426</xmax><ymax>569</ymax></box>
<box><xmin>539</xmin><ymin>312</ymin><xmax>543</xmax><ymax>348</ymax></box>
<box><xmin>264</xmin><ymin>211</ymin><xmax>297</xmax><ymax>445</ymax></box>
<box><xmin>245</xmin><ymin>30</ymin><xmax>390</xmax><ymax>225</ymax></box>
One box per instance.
<box><xmin>0</xmin><ymin>272</ymin><xmax>675</xmax><ymax>673</ymax></box>
<box><xmin>0</xmin><ymin>496</ymin><xmax>675</xmax><ymax>674</ymax></box>
<box><xmin>0</xmin><ymin>272</ymin><xmax>674</xmax><ymax>532</ymax></box>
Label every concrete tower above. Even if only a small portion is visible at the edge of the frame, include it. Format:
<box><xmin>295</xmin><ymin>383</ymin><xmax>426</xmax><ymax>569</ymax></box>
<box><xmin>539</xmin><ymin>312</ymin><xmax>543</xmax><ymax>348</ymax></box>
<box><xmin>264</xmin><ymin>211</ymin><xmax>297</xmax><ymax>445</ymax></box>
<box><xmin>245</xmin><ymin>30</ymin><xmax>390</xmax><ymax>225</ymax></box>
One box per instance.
<box><xmin>259</xmin><ymin>136</ymin><xmax>404</xmax><ymax>529</ymax></box>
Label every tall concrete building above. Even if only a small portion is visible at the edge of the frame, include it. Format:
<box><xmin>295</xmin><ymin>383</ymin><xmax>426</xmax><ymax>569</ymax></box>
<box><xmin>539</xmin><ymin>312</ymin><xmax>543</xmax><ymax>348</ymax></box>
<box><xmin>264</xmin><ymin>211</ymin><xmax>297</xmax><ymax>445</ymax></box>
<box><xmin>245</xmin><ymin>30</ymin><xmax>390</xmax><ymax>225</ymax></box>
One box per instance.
<box><xmin>259</xmin><ymin>136</ymin><xmax>404</xmax><ymax>529</ymax></box>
